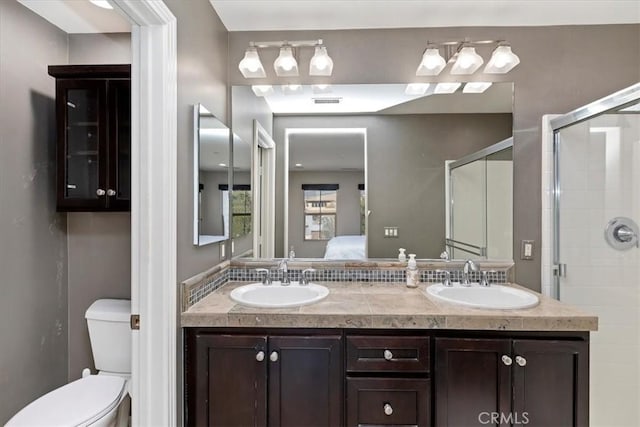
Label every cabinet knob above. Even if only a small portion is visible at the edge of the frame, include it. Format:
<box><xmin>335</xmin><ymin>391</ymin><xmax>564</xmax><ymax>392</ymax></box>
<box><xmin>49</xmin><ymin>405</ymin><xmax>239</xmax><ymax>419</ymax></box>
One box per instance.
<box><xmin>383</xmin><ymin>403</ymin><xmax>393</xmax><ymax>416</ymax></box>
<box><xmin>515</xmin><ymin>356</ymin><xmax>527</xmax><ymax>367</ymax></box>
<box><xmin>383</xmin><ymin>349</ymin><xmax>393</xmax><ymax>361</ymax></box>
<box><xmin>96</xmin><ymin>188</ymin><xmax>106</xmax><ymax>196</ymax></box>
<box><xmin>270</xmin><ymin>351</ymin><xmax>278</xmax><ymax>362</ymax></box>
<box><xmin>501</xmin><ymin>355</ymin><xmax>513</xmax><ymax>366</ymax></box>
<box><xmin>107</xmin><ymin>189</ymin><xmax>116</xmax><ymax>196</ymax></box>
<box><xmin>256</xmin><ymin>351</ymin><xmax>265</xmax><ymax>362</ymax></box>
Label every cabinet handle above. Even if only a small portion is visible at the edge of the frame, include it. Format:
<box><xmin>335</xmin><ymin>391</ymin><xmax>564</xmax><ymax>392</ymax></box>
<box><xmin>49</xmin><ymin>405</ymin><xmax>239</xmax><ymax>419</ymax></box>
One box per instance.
<box><xmin>107</xmin><ymin>189</ymin><xmax>116</xmax><ymax>196</ymax></box>
<box><xmin>96</xmin><ymin>188</ymin><xmax>106</xmax><ymax>196</ymax></box>
<box><xmin>501</xmin><ymin>355</ymin><xmax>512</xmax><ymax>366</ymax></box>
<box><xmin>384</xmin><ymin>403</ymin><xmax>393</xmax><ymax>416</ymax></box>
<box><xmin>270</xmin><ymin>351</ymin><xmax>278</xmax><ymax>362</ymax></box>
<box><xmin>383</xmin><ymin>349</ymin><xmax>393</xmax><ymax>361</ymax></box>
<box><xmin>256</xmin><ymin>351</ymin><xmax>265</xmax><ymax>362</ymax></box>
<box><xmin>515</xmin><ymin>356</ymin><xmax>527</xmax><ymax>367</ymax></box>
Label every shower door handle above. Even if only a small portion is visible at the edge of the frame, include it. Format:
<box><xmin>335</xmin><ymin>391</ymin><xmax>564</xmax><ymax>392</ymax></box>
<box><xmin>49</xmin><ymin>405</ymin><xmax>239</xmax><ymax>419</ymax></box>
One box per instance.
<box><xmin>553</xmin><ymin>264</ymin><xmax>566</xmax><ymax>278</ymax></box>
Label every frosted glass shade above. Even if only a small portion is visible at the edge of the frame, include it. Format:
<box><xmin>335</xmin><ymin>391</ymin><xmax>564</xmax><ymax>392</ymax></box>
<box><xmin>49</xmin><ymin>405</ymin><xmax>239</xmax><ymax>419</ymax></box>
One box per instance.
<box><xmin>309</xmin><ymin>46</ymin><xmax>333</xmax><ymax>76</ymax></box>
<box><xmin>274</xmin><ymin>46</ymin><xmax>299</xmax><ymax>77</ymax></box>
<box><xmin>451</xmin><ymin>47</ymin><xmax>483</xmax><ymax>75</ymax></box>
<box><xmin>484</xmin><ymin>45</ymin><xmax>520</xmax><ymax>74</ymax></box>
<box><xmin>416</xmin><ymin>48</ymin><xmax>446</xmax><ymax>76</ymax></box>
<box><xmin>238</xmin><ymin>48</ymin><xmax>266</xmax><ymax>78</ymax></box>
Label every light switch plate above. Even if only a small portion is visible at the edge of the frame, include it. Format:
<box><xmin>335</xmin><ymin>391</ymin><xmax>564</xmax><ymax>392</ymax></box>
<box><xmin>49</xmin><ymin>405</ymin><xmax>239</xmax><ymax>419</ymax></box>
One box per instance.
<box><xmin>521</xmin><ymin>240</ymin><xmax>534</xmax><ymax>260</ymax></box>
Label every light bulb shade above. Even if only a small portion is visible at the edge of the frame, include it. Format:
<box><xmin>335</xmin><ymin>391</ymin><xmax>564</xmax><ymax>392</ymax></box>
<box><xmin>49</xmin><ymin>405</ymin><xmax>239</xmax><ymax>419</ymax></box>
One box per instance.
<box><xmin>451</xmin><ymin>47</ymin><xmax>484</xmax><ymax>75</ymax></box>
<box><xmin>239</xmin><ymin>48</ymin><xmax>266</xmax><ymax>78</ymax></box>
<box><xmin>405</xmin><ymin>83</ymin><xmax>430</xmax><ymax>95</ymax></box>
<box><xmin>462</xmin><ymin>82</ymin><xmax>493</xmax><ymax>93</ymax></box>
<box><xmin>274</xmin><ymin>46</ymin><xmax>299</xmax><ymax>77</ymax></box>
<box><xmin>416</xmin><ymin>48</ymin><xmax>446</xmax><ymax>76</ymax></box>
<box><xmin>309</xmin><ymin>45</ymin><xmax>334</xmax><ymax>76</ymax></box>
<box><xmin>434</xmin><ymin>82</ymin><xmax>461</xmax><ymax>94</ymax></box>
<box><xmin>484</xmin><ymin>45</ymin><xmax>520</xmax><ymax>74</ymax></box>
<box><xmin>251</xmin><ymin>85</ymin><xmax>274</xmax><ymax>97</ymax></box>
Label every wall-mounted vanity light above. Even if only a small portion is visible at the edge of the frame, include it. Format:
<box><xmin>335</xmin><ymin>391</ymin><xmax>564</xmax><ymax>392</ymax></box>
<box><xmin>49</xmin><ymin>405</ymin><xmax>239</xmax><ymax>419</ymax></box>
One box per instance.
<box><xmin>415</xmin><ymin>39</ymin><xmax>520</xmax><ymax>77</ymax></box>
<box><xmin>239</xmin><ymin>39</ymin><xmax>333</xmax><ymax>79</ymax></box>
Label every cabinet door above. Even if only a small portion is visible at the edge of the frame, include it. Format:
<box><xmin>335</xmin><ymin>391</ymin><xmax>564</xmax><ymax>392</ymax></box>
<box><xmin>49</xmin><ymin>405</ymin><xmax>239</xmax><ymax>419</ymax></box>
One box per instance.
<box><xmin>106</xmin><ymin>79</ymin><xmax>131</xmax><ymax>210</ymax></box>
<box><xmin>56</xmin><ymin>79</ymin><xmax>108</xmax><ymax>210</ymax></box>
<box><xmin>268</xmin><ymin>335</ymin><xmax>343</xmax><ymax>427</ymax></box>
<box><xmin>512</xmin><ymin>339</ymin><xmax>588</xmax><ymax>427</ymax></box>
<box><xmin>187</xmin><ymin>334</ymin><xmax>267</xmax><ymax>427</ymax></box>
<box><xmin>435</xmin><ymin>338</ymin><xmax>511</xmax><ymax>426</ymax></box>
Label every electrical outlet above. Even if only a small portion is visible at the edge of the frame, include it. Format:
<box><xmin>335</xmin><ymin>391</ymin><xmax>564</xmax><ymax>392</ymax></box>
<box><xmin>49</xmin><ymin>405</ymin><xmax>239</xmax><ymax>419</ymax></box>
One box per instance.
<box><xmin>521</xmin><ymin>240</ymin><xmax>534</xmax><ymax>260</ymax></box>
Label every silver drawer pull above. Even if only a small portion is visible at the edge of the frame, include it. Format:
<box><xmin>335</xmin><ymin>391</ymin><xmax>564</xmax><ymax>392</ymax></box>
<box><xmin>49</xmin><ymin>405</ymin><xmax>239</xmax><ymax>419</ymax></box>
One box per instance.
<box><xmin>270</xmin><ymin>351</ymin><xmax>278</xmax><ymax>362</ymax></box>
<box><xmin>515</xmin><ymin>355</ymin><xmax>527</xmax><ymax>367</ymax></box>
<box><xmin>384</xmin><ymin>403</ymin><xmax>393</xmax><ymax>416</ymax></box>
<box><xmin>502</xmin><ymin>355</ymin><xmax>512</xmax><ymax>366</ymax></box>
<box><xmin>107</xmin><ymin>189</ymin><xmax>116</xmax><ymax>196</ymax></box>
<box><xmin>96</xmin><ymin>188</ymin><xmax>105</xmax><ymax>196</ymax></box>
<box><xmin>256</xmin><ymin>351</ymin><xmax>265</xmax><ymax>362</ymax></box>
<box><xmin>383</xmin><ymin>349</ymin><xmax>393</xmax><ymax>361</ymax></box>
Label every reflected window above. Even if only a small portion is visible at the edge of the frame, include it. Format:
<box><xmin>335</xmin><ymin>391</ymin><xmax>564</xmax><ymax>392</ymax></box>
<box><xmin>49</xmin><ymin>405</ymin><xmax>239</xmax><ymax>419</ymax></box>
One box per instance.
<box><xmin>303</xmin><ymin>184</ymin><xmax>337</xmax><ymax>240</ymax></box>
<box><xmin>232</xmin><ymin>189</ymin><xmax>252</xmax><ymax>238</ymax></box>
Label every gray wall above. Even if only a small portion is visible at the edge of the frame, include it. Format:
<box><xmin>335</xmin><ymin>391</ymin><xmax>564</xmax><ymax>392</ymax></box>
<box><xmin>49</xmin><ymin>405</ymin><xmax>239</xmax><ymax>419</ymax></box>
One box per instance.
<box><xmin>273</xmin><ymin>114</ymin><xmax>512</xmax><ymax>259</ymax></box>
<box><xmin>0</xmin><ymin>1</ymin><xmax>68</xmax><ymax>423</ymax></box>
<box><xmin>66</xmin><ymin>33</ymin><xmax>132</xmax><ymax>381</ymax></box>
<box><xmin>289</xmin><ymin>171</ymin><xmax>364</xmax><ymax>258</ymax></box>
<box><xmin>200</xmin><ymin>171</ymin><xmax>227</xmax><ymax>235</ymax></box>
<box><xmin>164</xmin><ymin>0</ymin><xmax>229</xmax><ymax>282</ymax></box>
<box><xmin>229</xmin><ymin>24</ymin><xmax>640</xmax><ymax>289</ymax></box>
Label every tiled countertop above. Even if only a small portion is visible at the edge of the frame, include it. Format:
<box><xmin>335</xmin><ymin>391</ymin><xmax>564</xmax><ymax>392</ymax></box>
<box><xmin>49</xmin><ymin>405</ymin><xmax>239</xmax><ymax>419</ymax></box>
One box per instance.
<box><xmin>181</xmin><ymin>281</ymin><xmax>597</xmax><ymax>331</ymax></box>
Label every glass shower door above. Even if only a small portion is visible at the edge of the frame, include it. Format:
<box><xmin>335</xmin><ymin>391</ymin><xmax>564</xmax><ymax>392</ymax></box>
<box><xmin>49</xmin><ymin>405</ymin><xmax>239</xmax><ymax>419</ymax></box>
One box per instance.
<box><xmin>554</xmin><ymin>91</ymin><xmax>640</xmax><ymax>426</ymax></box>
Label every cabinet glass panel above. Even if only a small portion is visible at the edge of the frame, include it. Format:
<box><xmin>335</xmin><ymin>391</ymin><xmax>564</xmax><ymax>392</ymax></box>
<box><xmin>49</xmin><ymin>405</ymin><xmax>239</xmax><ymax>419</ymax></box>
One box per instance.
<box><xmin>65</xmin><ymin>88</ymin><xmax>100</xmax><ymax>199</ymax></box>
<box><xmin>114</xmin><ymin>82</ymin><xmax>131</xmax><ymax>200</ymax></box>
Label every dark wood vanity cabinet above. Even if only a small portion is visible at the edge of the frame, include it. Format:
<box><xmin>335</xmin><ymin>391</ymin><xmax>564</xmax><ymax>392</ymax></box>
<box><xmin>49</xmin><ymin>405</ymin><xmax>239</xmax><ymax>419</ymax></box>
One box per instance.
<box><xmin>185</xmin><ymin>329</ymin><xmax>343</xmax><ymax>427</ymax></box>
<box><xmin>435</xmin><ymin>337</ymin><xmax>589</xmax><ymax>427</ymax></box>
<box><xmin>48</xmin><ymin>65</ymin><xmax>131</xmax><ymax>211</ymax></box>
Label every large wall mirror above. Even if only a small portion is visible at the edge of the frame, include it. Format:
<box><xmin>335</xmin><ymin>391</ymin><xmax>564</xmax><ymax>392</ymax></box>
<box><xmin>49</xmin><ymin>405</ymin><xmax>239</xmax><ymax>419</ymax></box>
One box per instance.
<box><xmin>230</xmin><ymin>83</ymin><xmax>514</xmax><ymax>260</ymax></box>
<box><xmin>193</xmin><ymin>104</ymin><xmax>230</xmax><ymax>246</ymax></box>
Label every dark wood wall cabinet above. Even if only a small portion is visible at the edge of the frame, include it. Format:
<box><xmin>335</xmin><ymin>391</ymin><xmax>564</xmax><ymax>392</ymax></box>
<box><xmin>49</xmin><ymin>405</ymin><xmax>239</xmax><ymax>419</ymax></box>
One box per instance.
<box><xmin>184</xmin><ymin>328</ymin><xmax>589</xmax><ymax>427</ymax></box>
<box><xmin>48</xmin><ymin>65</ymin><xmax>131</xmax><ymax>211</ymax></box>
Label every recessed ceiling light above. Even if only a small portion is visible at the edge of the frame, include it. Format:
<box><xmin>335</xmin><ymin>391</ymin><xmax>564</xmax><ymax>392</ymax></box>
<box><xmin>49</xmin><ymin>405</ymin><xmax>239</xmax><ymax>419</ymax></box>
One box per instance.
<box><xmin>434</xmin><ymin>82</ymin><xmax>462</xmax><ymax>94</ymax></box>
<box><xmin>405</xmin><ymin>83</ymin><xmax>430</xmax><ymax>95</ymax></box>
<box><xmin>463</xmin><ymin>82</ymin><xmax>493</xmax><ymax>93</ymax></box>
<box><xmin>89</xmin><ymin>0</ymin><xmax>113</xmax><ymax>10</ymax></box>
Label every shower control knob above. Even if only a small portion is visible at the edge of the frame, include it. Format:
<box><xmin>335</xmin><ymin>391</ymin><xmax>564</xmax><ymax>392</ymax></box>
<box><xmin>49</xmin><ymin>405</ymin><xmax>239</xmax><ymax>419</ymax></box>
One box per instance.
<box><xmin>384</xmin><ymin>350</ymin><xmax>393</xmax><ymax>361</ymax></box>
<box><xmin>502</xmin><ymin>355</ymin><xmax>512</xmax><ymax>366</ymax></box>
<box><xmin>256</xmin><ymin>351</ymin><xmax>265</xmax><ymax>362</ymax></box>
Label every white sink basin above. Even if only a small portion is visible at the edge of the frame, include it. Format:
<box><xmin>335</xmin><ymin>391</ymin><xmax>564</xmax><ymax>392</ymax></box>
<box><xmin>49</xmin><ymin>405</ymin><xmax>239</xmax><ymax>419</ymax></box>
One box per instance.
<box><xmin>230</xmin><ymin>282</ymin><xmax>329</xmax><ymax>308</ymax></box>
<box><xmin>426</xmin><ymin>283</ymin><xmax>539</xmax><ymax>310</ymax></box>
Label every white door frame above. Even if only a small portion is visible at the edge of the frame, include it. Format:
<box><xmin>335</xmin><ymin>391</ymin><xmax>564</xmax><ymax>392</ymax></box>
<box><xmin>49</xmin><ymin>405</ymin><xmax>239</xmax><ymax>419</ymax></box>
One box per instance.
<box><xmin>252</xmin><ymin>120</ymin><xmax>276</xmax><ymax>258</ymax></box>
<box><xmin>111</xmin><ymin>1</ymin><xmax>177</xmax><ymax>425</ymax></box>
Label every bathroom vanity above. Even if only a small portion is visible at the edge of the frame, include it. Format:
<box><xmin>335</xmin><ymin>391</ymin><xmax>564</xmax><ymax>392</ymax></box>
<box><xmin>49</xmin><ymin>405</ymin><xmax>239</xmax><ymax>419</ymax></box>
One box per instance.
<box><xmin>182</xmin><ymin>280</ymin><xmax>595</xmax><ymax>427</ymax></box>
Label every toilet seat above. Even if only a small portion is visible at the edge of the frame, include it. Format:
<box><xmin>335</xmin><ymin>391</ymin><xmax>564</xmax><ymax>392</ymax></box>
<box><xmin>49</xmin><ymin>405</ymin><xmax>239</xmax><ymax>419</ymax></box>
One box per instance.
<box><xmin>6</xmin><ymin>375</ymin><xmax>126</xmax><ymax>427</ymax></box>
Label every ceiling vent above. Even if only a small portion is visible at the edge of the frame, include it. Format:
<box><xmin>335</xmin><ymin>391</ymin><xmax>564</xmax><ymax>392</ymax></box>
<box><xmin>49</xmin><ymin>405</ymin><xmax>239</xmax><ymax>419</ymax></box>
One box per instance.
<box><xmin>313</xmin><ymin>97</ymin><xmax>342</xmax><ymax>104</ymax></box>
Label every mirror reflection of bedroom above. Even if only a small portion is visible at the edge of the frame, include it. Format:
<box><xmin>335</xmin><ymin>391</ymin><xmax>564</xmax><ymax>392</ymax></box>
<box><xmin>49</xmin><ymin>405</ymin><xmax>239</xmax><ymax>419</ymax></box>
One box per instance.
<box><xmin>284</xmin><ymin>129</ymin><xmax>366</xmax><ymax>259</ymax></box>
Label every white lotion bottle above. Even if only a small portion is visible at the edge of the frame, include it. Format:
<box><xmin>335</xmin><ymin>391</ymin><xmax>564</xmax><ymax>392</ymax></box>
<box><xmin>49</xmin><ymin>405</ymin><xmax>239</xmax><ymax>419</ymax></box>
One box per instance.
<box><xmin>406</xmin><ymin>254</ymin><xmax>419</xmax><ymax>288</ymax></box>
<box><xmin>398</xmin><ymin>248</ymin><xmax>407</xmax><ymax>262</ymax></box>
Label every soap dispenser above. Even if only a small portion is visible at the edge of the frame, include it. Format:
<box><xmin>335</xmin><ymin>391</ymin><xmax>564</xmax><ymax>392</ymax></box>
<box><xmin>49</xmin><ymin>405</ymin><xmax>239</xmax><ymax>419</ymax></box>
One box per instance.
<box><xmin>406</xmin><ymin>254</ymin><xmax>419</xmax><ymax>288</ymax></box>
<box><xmin>289</xmin><ymin>246</ymin><xmax>295</xmax><ymax>260</ymax></box>
<box><xmin>398</xmin><ymin>248</ymin><xmax>407</xmax><ymax>262</ymax></box>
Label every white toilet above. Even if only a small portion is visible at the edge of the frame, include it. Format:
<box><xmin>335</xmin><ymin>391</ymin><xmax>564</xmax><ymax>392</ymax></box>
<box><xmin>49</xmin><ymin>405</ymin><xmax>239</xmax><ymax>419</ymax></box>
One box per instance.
<box><xmin>7</xmin><ymin>299</ymin><xmax>132</xmax><ymax>427</ymax></box>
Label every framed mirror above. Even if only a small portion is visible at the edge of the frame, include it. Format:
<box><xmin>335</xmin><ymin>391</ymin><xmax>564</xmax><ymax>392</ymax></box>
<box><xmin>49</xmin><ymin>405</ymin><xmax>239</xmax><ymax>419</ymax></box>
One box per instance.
<box><xmin>193</xmin><ymin>104</ymin><xmax>230</xmax><ymax>246</ymax></box>
<box><xmin>230</xmin><ymin>83</ymin><xmax>514</xmax><ymax>260</ymax></box>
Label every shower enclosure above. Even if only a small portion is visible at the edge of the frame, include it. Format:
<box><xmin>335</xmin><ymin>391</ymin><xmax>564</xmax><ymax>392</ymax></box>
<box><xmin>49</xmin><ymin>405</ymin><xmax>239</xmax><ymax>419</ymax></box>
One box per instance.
<box><xmin>546</xmin><ymin>83</ymin><xmax>640</xmax><ymax>426</ymax></box>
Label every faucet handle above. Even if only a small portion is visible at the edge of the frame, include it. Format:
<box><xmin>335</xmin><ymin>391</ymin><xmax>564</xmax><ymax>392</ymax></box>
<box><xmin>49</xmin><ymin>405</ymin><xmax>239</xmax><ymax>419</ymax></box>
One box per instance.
<box><xmin>480</xmin><ymin>270</ymin><xmax>497</xmax><ymax>287</ymax></box>
<box><xmin>435</xmin><ymin>269</ymin><xmax>452</xmax><ymax>287</ymax></box>
<box><xmin>301</xmin><ymin>268</ymin><xmax>316</xmax><ymax>286</ymax></box>
<box><xmin>255</xmin><ymin>268</ymin><xmax>271</xmax><ymax>285</ymax></box>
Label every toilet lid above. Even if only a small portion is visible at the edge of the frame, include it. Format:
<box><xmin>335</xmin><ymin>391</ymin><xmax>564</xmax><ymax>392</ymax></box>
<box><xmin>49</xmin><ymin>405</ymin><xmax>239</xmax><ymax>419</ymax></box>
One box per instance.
<box><xmin>6</xmin><ymin>375</ymin><xmax>126</xmax><ymax>427</ymax></box>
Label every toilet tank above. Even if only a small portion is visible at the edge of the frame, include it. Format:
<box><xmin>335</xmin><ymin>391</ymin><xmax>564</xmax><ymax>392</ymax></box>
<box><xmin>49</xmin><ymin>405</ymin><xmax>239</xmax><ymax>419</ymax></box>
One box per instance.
<box><xmin>85</xmin><ymin>299</ymin><xmax>131</xmax><ymax>374</ymax></box>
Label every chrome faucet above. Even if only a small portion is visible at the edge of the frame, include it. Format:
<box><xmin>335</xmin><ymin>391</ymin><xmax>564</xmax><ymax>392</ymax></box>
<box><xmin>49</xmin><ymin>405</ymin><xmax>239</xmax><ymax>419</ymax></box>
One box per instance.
<box><xmin>462</xmin><ymin>259</ymin><xmax>479</xmax><ymax>286</ymax></box>
<box><xmin>256</xmin><ymin>268</ymin><xmax>271</xmax><ymax>285</ymax></box>
<box><xmin>300</xmin><ymin>268</ymin><xmax>316</xmax><ymax>286</ymax></box>
<box><xmin>278</xmin><ymin>259</ymin><xmax>290</xmax><ymax>285</ymax></box>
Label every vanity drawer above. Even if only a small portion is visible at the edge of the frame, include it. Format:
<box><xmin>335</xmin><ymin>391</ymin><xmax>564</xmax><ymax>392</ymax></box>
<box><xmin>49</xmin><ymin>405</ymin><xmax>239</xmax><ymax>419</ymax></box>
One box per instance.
<box><xmin>346</xmin><ymin>336</ymin><xmax>430</xmax><ymax>373</ymax></box>
<box><xmin>347</xmin><ymin>377</ymin><xmax>431</xmax><ymax>427</ymax></box>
